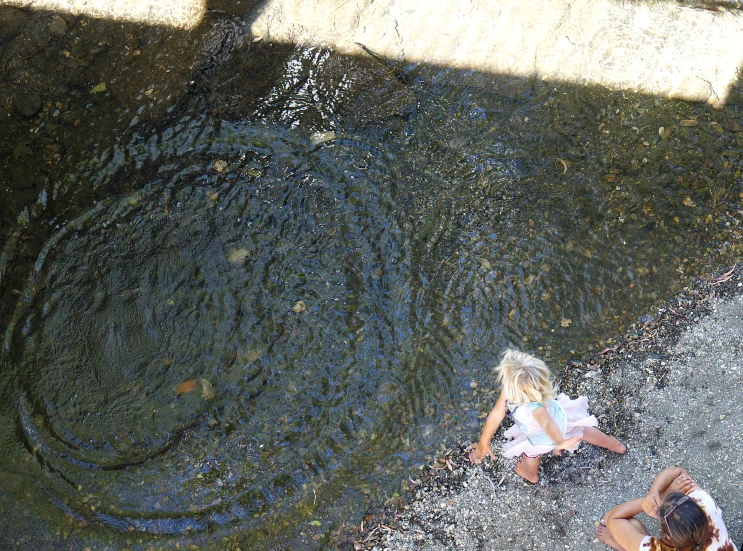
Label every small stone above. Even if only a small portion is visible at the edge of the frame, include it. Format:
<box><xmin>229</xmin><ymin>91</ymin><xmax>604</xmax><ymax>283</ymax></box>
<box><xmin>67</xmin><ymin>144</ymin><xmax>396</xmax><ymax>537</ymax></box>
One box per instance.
<box><xmin>310</xmin><ymin>130</ymin><xmax>335</xmax><ymax>145</ymax></box>
<box><xmin>213</xmin><ymin>159</ymin><xmax>228</xmax><ymax>173</ymax></box>
<box><xmin>292</xmin><ymin>300</ymin><xmax>307</xmax><ymax>313</ymax></box>
<box><xmin>469</xmin><ymin>381</ymin><xmax>478</xmax><ymax>389</ymax></box>
<box><xmin>13</xmin><ymin>93</ymin><xmax>42</xmax><ymax>118</ymax></box>
<box><xmin>227</xmin><ymin>248</ymin><xmax>250</xmax><ymax>263</ymax></box>
<box><xmin>682</xmin><ymin>197</ymin><xmax>695</xmax><ymax>207</ymax></box>
<box><xmin>679</xmin><ymin>119</ymin><xmax>697</xmax><ymax>127</ymax></box>
<box><xmin>49</xmin><ymin>15</ymin><xmax>68</xmax><ymax>38</ymax></box>
<box><xmin>730</xmin><ymin>120</ymin><xmax>742</xmax><ymax>132</ymax></box>
<box><xmin>200</xmin><ymin>378</ymin><xmax>214</xmax><ymax>400</ymax></box>
<box><xmin>719</xmin><ymin>415</ymin><xmax>725</xmax><ymax>420</ymax></box>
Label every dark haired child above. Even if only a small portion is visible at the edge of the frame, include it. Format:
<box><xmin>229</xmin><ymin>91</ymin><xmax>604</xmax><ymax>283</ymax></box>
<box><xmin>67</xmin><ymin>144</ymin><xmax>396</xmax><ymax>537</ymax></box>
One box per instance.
<box><xmin>598</xmin><ymin>466</ymin><xmax>738</xmax><ymax>551</ymax></box>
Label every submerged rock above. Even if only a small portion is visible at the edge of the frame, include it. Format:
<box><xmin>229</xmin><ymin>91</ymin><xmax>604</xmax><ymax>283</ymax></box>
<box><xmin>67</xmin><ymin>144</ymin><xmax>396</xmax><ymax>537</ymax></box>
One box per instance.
<box><xmin>0</xmin><ymin>7</ymin><xmax>26</xmax><ymax>44</ymax></box>
<box><xmin>11</xmin><ymin>164</ymin><xmax>35</xmax><ymax>190</ymax></box>
<box><xmin>49</xmin><ymin>15</ymin><xmax>68</xmax><ymax>38</ymax></box>
<box><xmin>13</xmin><ymin>93</ymin><xmax>42</xmax><ymax>118</ymax></box>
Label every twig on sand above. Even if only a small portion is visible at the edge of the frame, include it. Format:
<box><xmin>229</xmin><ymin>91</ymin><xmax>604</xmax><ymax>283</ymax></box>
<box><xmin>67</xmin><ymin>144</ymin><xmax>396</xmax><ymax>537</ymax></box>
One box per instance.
<box><xmin>710</xmin><ymin>265</ymin><xmax>735</xmax><ymax>286</ymax></box>
<box><xmin>593</xmin><ymin>345</ymin><xmax>619</xmax><ymax>356</ymax></box>
<box><xmin>363</xmin><ymin>527</ymin><xmax>379</xmax><ymax>542</ymax></box>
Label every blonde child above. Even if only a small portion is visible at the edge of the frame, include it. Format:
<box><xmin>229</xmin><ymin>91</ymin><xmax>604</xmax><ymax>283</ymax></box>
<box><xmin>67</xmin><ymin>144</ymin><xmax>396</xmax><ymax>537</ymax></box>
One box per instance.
<box><xmin>469</xmin><ymin>349</ymin><xmax>626</xmax><ymax>483</ymax></box>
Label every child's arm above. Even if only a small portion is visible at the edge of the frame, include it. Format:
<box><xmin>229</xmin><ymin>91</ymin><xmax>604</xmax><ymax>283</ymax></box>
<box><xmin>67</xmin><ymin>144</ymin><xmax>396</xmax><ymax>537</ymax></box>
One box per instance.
<box><xmin>532</xmin><ymin>406</ymin><xmax>581</xmax><ymax>454</ymax></box>
<box><xmin>642</xmin><ymin>467</ymin><xmax>701</xmax><ymax>517</ymax></box>
<box><xmin>604</xmin><ymin>498</ymin><xmax>650</xmax><ymax>551</ymax></box>
<box><xmin>469</xmin><ymin>392</ymin><xmax>508</xmax><ymax>463</ymax></box>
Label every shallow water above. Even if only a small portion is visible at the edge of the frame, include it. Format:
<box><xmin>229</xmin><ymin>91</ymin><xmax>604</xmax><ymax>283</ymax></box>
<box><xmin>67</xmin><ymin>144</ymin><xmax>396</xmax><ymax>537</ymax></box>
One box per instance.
<box><xmin>1</xmin><ymin>11</ymin><xmax>742</xmax><ymax>550</ymax></box>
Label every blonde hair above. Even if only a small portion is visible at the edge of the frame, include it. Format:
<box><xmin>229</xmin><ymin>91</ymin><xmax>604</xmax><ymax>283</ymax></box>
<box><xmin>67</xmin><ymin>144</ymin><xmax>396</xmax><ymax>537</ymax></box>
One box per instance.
<box><xmin>495</xmin><ymin>349</ymin><xmax>555</xmax><ymax>405</ymax></box>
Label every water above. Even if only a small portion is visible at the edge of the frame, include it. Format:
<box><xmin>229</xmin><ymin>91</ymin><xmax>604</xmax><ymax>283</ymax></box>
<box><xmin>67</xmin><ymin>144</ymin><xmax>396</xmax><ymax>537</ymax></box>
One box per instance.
<box><xmin>1</xmin><ymin>12</ymin><xmax>742</xmax><ymax>551</ymax></box>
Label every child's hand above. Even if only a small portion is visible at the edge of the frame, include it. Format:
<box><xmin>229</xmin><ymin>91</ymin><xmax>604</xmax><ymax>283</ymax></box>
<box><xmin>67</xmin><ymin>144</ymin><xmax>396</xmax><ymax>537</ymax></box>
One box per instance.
<box><xmin>642</xmin><ymin>491</ymin><xmax>661</xmax><ymax>518</ymax></box>
<box><xmin>671</xmin><ymin>473</ymin><xmax>697</xmax><ymax>495</ymax></box>
<box><xmin>552</xmin><ymin>436</ymin><xmax>582</xmax><ymax>456</ymax></box>
<box><xmin>469</xmin><ymin>442</ymin><xmax>495</xmax><ymax>464</ymax></box>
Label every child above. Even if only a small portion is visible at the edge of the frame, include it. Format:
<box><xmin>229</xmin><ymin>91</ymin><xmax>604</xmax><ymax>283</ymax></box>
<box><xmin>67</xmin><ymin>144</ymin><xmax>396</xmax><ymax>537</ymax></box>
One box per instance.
<box><xmin>469</xmin><ymin>349</ymin><xmax>626</xmax><ymax>483</ymax></box>
<box><xmin>597</xmin><ymin>466</ymin><xmax>738</xmax><ymax>551</ymax></box>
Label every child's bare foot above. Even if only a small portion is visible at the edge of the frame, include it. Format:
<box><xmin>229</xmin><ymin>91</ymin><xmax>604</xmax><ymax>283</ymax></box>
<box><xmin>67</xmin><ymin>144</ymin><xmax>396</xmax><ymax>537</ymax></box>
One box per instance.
<box><xmin>596</xmin><ymin>519</ymin><xmax>626</xmax><ymax>551</ymax></box>
<box><xmin>609</xmin><ymin>437</ymin><xmax>627</xmax><ymax>454</ymax></box>
<box><xmin>514</xmin><ymin>456</ymin><xmax>540</xmax><ymax>484</ymax></box>
<box><xmin>582</xmin><ymin>427</ymin><xmax>627</xmax><ymax>454</ymax></box>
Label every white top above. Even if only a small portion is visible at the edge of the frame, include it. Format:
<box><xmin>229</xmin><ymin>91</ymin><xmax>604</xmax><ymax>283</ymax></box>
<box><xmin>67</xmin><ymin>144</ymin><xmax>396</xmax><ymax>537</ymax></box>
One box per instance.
<box><xmin>639</xmin><ymin>490</ymin><xmax>738</xmax><ymax>551</ymax></box>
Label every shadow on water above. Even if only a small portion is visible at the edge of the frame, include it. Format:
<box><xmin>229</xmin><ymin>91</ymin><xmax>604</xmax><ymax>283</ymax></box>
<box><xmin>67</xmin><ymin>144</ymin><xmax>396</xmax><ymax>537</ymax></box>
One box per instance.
<box><xmin>1</xmin><ymin>3</ymin><xmax>743</xmax><ymax>550</ymax></box>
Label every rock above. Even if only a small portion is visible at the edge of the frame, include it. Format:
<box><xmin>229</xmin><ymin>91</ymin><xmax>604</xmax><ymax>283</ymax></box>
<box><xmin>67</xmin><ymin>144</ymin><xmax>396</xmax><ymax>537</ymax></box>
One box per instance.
<box><xmin>13</xmin><ymin>93</ymin><xmax>42</xmax><ymax>118</ymax></box>
<box><xmin>0</xmin><ymin>7</ymin><xmax>27</xmax><ymax>44</ymax></box>
<box><xmin>679</xmin><ymin>119</ymin><xmax>697</xmax><ymax>127</ymax></box>
<box><xmin>227</xmin><ymin>248</ymin><xmax>250</xmax><ymax>263</ymax></box>
<box><xmin>49</xmin><ymin>15</ymin><xmax>67</xmax><ymax>38</ymax></box>
<box><xmin>200</xmin><ymin>379</ymin><xmax>214</xmax><ymax>400</ymax></box>
<box><xmin>310</xmin><ymin>130</ymin><xmax>336</xmax><ymax>145</ymax></box>
<box><xmin>730</xmin><ymin>120</ymin><xmax>742</xmax><ymax>133</ymax></box>
<box><xmin>11</xmin><ymin>164</ymin><xmax>34</xmax><ymax>190</ymax></box>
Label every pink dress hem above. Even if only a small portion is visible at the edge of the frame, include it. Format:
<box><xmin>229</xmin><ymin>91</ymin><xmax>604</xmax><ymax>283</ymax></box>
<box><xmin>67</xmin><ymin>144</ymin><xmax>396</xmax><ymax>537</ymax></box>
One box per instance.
<box><xmin>501</xmin><ymin>394</ymin><xmax>598</xmax><ymax>458</ymax></box>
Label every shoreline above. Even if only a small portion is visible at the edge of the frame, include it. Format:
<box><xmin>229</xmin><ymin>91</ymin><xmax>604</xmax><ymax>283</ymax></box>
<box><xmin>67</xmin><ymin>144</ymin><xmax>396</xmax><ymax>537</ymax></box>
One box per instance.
<box><xmin>352</xmin><ymin>263</ymin><xmax>743</xmax><ymax>551</ymax></box>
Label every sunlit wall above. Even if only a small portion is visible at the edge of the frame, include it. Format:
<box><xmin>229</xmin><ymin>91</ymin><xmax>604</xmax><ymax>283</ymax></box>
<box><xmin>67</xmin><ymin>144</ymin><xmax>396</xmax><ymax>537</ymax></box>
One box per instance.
<box><xmin>4</xmin><ymin>0</ymin><xmax>205</xmax><ymax>29</ymax></box>
<box><xmin>249</xmin><ymin>0</ymin><xmax>743</xmax><ymax>106</ymax></box>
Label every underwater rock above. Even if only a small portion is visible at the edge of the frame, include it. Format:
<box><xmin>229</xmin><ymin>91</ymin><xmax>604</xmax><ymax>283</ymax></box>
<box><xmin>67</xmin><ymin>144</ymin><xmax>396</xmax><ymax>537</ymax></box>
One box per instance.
<box><xmin>200</xmin><ymin>379</ymin><xmax>214</xmax><ymax>400</ymax></box>
<box><xmin>319</xmin><ymin>54</ymin><xmax>417</xmax><ymax>127</ymax></box>
<box><xmin>49</xmin><ymin>15</ymin><xmax>68</xmax><ymax>38</ymax></box>
<box><xmin>11</xmin><ymin>164</ymin><xmax>35</xmax><ymax>190</ymax></box>
<box><xmin>0</xmin><ymin>7</ymin><xmax>26</xmax><ymax>44</ymax></box>
<box><xmin>227</xmin><ymin>248</ymin><xmax>250</xmax><ymax>263</ymax></box>
<box><xmin>13</xmin><ymin>93</ymin><xmax>42</xmax><ymax>118</ymax></box>
<box><xmin>213</xmin><ymin>159</ymin><xmax>228</xmax><ymax>173</ymax></box>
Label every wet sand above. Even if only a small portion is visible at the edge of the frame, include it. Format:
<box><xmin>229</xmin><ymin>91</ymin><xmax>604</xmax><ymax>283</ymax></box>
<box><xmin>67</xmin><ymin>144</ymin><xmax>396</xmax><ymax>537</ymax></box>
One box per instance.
<box><xmin>355</xmin><ymin>264</ymin><xmax>743</xmax><ymax>551</ymax></box>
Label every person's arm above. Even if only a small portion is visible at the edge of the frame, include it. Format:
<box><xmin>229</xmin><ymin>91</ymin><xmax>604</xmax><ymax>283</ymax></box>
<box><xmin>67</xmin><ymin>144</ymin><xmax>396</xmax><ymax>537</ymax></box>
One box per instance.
<box><xmin>469</xmin><ymin>392</ymin><xmax>507</xmax><ymax>463</ymax></box>
<box><xmin>605</xmin><ymin>498</ymin><xmax>650</xmax><ymax>551</ymax></box>
<box><xmin>642</xmin><ymin>467</ymin><xmax>701</xmax><ymax>517</ymax></box>
<box><xmin>532</xmin><ymin>405</ymin><xmax>581</xmax><ymax>455</ymax></box>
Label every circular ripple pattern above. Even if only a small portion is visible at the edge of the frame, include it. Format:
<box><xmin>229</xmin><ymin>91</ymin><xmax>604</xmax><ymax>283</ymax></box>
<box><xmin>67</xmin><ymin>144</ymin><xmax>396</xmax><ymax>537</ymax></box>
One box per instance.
<box><xmin>6</xmin><ymin>120</ymin><xmax>419</xmax><ymax>536</ymax></box>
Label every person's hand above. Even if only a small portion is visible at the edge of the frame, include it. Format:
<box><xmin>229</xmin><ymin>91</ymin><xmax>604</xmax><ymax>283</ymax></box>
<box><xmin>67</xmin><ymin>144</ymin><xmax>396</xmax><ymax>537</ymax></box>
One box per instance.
<box><xmin>642</xmin><ymin>491</ymin><xmax>661</xmax><ymax>517</ymax></box>
<box><xmin>552</xmin><ymin>436</ymin><xmax>582</xmax><ymax>456</ymax></box>
<box><xmin>469</xmin><ymin>442</ymin><xmax>495</xmax><ymax>464</ymax></box>
<box><xmin>671</xmin><ymin>473</ymin><xmax>696</xmax><ymax>495</ymax></box>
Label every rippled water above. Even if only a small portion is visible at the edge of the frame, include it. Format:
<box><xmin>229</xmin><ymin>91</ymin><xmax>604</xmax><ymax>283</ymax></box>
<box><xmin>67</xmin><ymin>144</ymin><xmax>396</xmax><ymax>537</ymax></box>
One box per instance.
<box><xmin>1</xmin><ymin>17</ymin><xmax>742</xmax><ymax>551</ymax></box>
